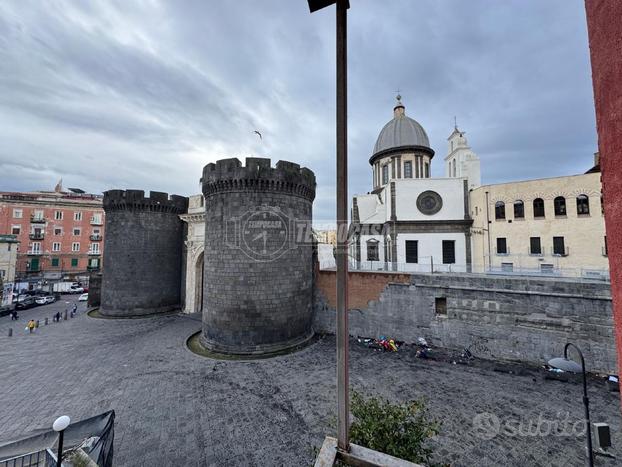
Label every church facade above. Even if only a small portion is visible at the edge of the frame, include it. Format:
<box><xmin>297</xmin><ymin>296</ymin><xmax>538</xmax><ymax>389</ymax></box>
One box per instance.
<box><xmin>350</xmin><ymin>96</ymin><xmax>480</xmax><ymax>272</ymax></box>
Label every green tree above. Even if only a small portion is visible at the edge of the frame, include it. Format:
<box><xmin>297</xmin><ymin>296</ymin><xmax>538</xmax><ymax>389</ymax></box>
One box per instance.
<box><xmin>349</xmin><ymin>391</ymin><xmax>439</xmax><ymax>465</ymax></box>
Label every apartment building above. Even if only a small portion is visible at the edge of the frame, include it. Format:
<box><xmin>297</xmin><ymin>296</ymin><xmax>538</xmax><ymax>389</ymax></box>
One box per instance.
<box><xmin>0</xmin><ymin>187</ymin><xmax>105</xmax><ymax>281</ymax></box>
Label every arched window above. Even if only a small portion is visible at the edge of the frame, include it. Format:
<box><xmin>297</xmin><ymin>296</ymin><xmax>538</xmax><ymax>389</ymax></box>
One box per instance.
<box><xmin>554</xmin><ymin>196</ymin><xmax>566</xmax><ymax>216</ymax></box>
<box><xmin>533</xmin><ymin>198</ymin><xmax>545</xmax><ymax>217</ymax></box>
<box><xmin>577</xmin><ymin>194</ymin><xmax>590</xmax><ymax>215</ymax></box>
<box><xmin>452</xmin><ymin>159</ymin><xmax>456</xmax><ymax>177</ymax></box>
<box><xmin>495</xmin><ymin>201</ymin><xmax>506</xmax><ymax>220</ymax></box>
<box><xmin>513</xmin><ymin>200</ymin><xmax>524</xmax><ymax>218</ymax></box>
<box><xmin>382</xmin><ymin>164</ymin><xmax>389</xmax><ymax>185</ymax></box>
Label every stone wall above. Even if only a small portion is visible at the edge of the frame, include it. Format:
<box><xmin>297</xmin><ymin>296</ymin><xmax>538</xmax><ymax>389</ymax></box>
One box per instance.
<box><xmin>200</xmin><ymin>157</ymin><xmax>316</xmax><ymax>355</ymax></box>
<box><xmin>100</xmin><ymin>190</ymin><xmax>188</xmax><ymax>317</ymax></box>
<box><xmin>314</xmin><ymin>270</ymin><xmax>617</xmax><ymax>373</ymax></box>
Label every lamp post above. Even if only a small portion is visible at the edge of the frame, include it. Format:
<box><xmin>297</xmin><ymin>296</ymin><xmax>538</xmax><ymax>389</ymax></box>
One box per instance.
<box><xmin>52</xmin><ymin>415</ymin><xmax>71</xmax><ymax>467</ymax></box>
<box><xmin>307</xmin><ymin>0</ymin><xmax>350</xmax><ymax>452</ymax></box>
<box><xmin>548</xmin><ymin>343</ymin><xmax>593</xmax><ymax>467</ymax></box>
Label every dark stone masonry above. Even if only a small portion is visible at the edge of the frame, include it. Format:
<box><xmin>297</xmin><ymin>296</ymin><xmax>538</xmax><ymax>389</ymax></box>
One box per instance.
<box><xmin>100</xmin><ymin>189</ymin><xmax>188</xmax><ymax>317</ymax></box>
<box><xmin>200</xmin><ymin>157</ymin><xmax>316</xmax><ymax>355</ymax></box>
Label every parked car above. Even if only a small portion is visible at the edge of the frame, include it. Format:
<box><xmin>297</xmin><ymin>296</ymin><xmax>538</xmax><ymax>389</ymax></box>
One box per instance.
<box><xmin>44</xmin><ymin>295</ymin><xmax>56</xmax><ymax>304</ymax></box>
<box><xmin>35</xmin><ymin>296</ymin><xmax>47</xmax><ymax>305</ymax></box>
<box><xmin>16</xmin><ymin>296</ymin><xmax>36</xmax><ymax>309</ymax></box>
<box><xmin>70</xmin><ymin>287</ymin><xmax>84</xmax><ymax>294</ymax></box>
<box><xmin>78</xmin><ymin>293</ymin><xmax>89</xmax><ymax>302</ymax></box>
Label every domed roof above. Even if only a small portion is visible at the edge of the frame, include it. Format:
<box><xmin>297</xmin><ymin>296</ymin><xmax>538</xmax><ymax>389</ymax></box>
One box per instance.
<box><xmin>372</xmin><ymin>97</ymin><xmax>431</xmax><ymax>156</ymax></box>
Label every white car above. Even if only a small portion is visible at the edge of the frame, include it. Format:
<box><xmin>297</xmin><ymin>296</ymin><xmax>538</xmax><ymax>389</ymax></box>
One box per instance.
<box><xmin>44</xmin><ymin>296</ymin><xmax>56</xmax><ymax>304</ymax></box>
<box><xmin>35</xmin><ymin>296</ymin><xmax>47</xmax><ymax>305</ymax></box>
<box><xmin>78</xmin><ymin>293</ymin><xmax>89</xmax><ymax>302</ymax></box>
<box><xmin>70</xmin><ymin>287</ymin><xmax>84</xmax><ymax>294</ymax></box>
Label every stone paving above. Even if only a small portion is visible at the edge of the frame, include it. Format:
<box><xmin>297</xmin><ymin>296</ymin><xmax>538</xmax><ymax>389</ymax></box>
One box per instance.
<box><xmin>1</xmin><ymin>299</ymin><xmax>621</xmax><ymax>466</ymax></box>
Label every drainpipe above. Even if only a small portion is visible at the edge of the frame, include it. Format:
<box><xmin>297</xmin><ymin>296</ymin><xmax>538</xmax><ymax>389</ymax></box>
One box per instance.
<box><xmin>485</xmin><ymin>191</ymin><xmax>492</xmax><ymax>270</ymax></box>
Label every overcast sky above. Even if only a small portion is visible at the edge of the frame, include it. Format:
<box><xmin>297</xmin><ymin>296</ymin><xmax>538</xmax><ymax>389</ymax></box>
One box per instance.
<box><xmin>0</xmin><ymin>0</ymin><xmax>597</xmax><ymax>222</ymax></box>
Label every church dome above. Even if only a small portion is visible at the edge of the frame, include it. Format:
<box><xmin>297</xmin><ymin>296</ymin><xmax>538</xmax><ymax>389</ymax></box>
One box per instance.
<box><xmin>372</xmin><ymin>96</ymin><xmax>432</xmax><ymax>157</ymax></box>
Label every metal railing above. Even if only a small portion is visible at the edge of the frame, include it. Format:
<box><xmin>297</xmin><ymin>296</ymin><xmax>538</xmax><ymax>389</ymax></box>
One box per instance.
<box><xmin>29</xmin><ymin>233</ymin><xmax>44</xmax><ymax>240</ymax></box>
<box><xmin>29</xmin><ymin>216</ymin><xmax>46</xmax><ymax>224</ymax></box>
<box><xmin>318</xmin><ymin>258</ymin><xmax>610</xmax><ymax>281</ymax></box>
<box><xmin>0</xmin><ymin>448</ymin><xmax>58</xmax><ymax>467</ymax></box>
<box><xmin>89</xmin><ymin>235</ymin><xmax>102</xmax><ymax>241</ymax></box>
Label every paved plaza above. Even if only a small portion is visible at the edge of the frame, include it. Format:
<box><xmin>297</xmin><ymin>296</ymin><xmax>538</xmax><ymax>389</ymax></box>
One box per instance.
<box><xmin>1</xmin><ymin>299</ymin><xmax>621</xmax><ymax>466</ymax></box>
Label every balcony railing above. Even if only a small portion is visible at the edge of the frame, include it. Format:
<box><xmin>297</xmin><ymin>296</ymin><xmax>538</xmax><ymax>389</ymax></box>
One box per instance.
<box><xmin>551</xmin><ymin>246</ymin><xmax>570</xmax><ymax>257</ymax></box>
<box><xmin>27</xmin><ymin>250</ymin><xmax>42</xmax><ymax>256</ymax></box>
<box><xmin>90</xmin><ymin>217</ymin><xmax>103</xmax><ymax>225</ymax></box>
<box><xmin>29</xmin><ymin>233</ymin><xmax>44</xmax><ymax>240</ymax></box>
<box><xmin>90</xmin><ymin>234</ymin><xmax>103</xmax><ymax>241</ymax></box>
<box><xmin>30</xmin><ymin>215</ymin><xmax>46</xmax><ymax>223</ymax></box>
<box><xmin>88</xmin><ymin>250</ymin><xmax>101</xmax><ymax>256</ymax></box>
<box><xmin>87</xmin><ymin>265</ymin><xmax>101</xmax><ymax>271</ymax></box>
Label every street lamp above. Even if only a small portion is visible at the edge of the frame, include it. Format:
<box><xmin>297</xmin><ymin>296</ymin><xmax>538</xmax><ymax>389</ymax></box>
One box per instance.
<box><xmin>52</xmin><ymin>415</ymin><xmax>71</xmax><ymax>467</ymax></box>
<box><xmin>307</xmin><ymin>0</ymin><xmax>351</xmax><ymax>453</ymax></box>
<box><xmin>548</xmin><ymin>343</ymin><xmax>593</xmax><ymax>467</ymax></box>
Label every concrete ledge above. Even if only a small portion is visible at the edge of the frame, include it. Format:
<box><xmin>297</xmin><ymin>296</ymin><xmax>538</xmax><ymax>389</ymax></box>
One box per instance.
<box><xmin>314</xmin><ymin>436</ymin><xmax>424</xmax><ymax>467</ymax></box>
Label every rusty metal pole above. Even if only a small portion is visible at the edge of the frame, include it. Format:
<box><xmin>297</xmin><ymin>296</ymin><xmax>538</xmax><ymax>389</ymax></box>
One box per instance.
<box><xmin>335</xmin><ymin>0</ymin><xmax>349</xmax><ymax>452</ymax></box>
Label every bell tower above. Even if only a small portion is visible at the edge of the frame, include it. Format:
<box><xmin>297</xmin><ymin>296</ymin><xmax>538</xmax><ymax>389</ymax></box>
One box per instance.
<box><xmin>444</xmin><ymin>123</ymin><xmax>481</xmax><ymax>189</ymax></box>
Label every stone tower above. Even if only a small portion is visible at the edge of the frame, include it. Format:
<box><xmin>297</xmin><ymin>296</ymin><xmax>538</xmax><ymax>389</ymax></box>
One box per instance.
<box><xmin>201</xmin><ymin>157</ymin><xmax>316</xmax><ymax>355</ymax></box>
<box><xmin>100</xmin><ymin>189</ymin><xmax>188</xmax><ymax>317</ymax></box>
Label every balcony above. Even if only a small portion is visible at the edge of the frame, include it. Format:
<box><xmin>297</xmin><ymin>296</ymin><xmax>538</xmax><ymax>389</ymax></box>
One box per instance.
<box><xmin>90</xmin><ymin>217</ymin><xmax>103</xmax><ymax>226</ymax></box>
<box><xmin>27</xmin><ymin>250</ymin><xmax>42</xmax><ymax>256</ymax></box>
<box><xmin>551</xmin><ymin>246</ymin><xmax>570</xmax><ymax>257</ymax></box>
<box><xmin>90</xmin><ymin>234</ymin><xmax>103</xmax><ymax>241</ymax></box>
<box><xmin>87</xmin><ymin>265</ymin><xmax>101</xmax><ymax>272</ymax></box>
<box><xmin>30</xmin><ymin>215</ymin><xmax>46</xmax><ymax>223</ymax></box>
<box><xmin>29</xmin><ymin>233</ymin><xmax>45</xmax><ymax>240</ymax></box>
<box><xmin>88</xmin><ymin>250</ymin><xmax>101</xmax><ymax>256</ymax></box>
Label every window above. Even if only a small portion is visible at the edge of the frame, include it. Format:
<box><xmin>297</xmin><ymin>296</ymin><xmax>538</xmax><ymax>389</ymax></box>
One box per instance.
<box><xmin>553</xmin><ymin>236</ymin><xmax>566</xmax><ymax>256</ymax></box>
<box><xmin>513</xmin><ymin>200</ymin><xmax>524</xmax><ymax>219</ymax></box>
<box><xmin>11</xmin><ymin>225</ymin><xmax>20</xmax><ymax>235</ymax></box>
<box><xmin>529</xmin><ymin>237</ymin><xmax>542</xmax><ymax>255</ymax></box>
<box><xmin>93</xmin><ymin>228</ymin><xmax>100</xmax><ymax>235</ymax></box>
<box><xmin>31</xmin><ymin>242</ymin><xmax>41</xmax><ymax>254</ymax></box>
<box><xmin>71</xmin><ymin>258</ymin><xmax>79</xmax><ymax>268</ymax></box>
<box><xmin>424</xmin><ymin>162</ymin><xmax>429</xmax><ymax>178</ymax></box>
<box><xmin>29</xmin><ymin>258</ymin><xmax>40</xmax><ymax>271</ymax></box>
<box><xmin>382</xmin><ymin>164</ymin><xmax>389</xmax><ymax>184</ymax></box>
<box><xmin>540</xmin><ymin>264</ymin><xmax>555</xmax><ymax>274</ymax></box>
<box><xmin>89</xmin><ymin>258</ymin><xmax>100</xmax><ymax>268</ymax></box>
<box><xmin>74</xmin><ymin>212</ymin><xmax>82</xmax><ymax>221</ymax></box>
<box><xmin>442</xmin><ymin>240</ymin><xmax>456</xmax><ymax>264</ymax></box>
<box><xmin>54</xmin><ymin>211</ymin><xmax>63</xmax><ymax>220</ymax></box>
<box><xmin>452</xmin><ymin>159</ymin><xmax>456</xmax><ymax>177</ymax></box>
<box><xmin>33</xmin><ymin>210</ymin><xmax>44</xmax><ymax>220</ymax></box>
<box><xmin>90</xmin><ymin>243</ymin><xmax>100</xmax><ymax>254</ymax></box>
<box><xmin>435</xmin><ymin>297</ymin><xmax>447</xmax><ymax>315</ymax></box>
<box><xmin>73</xmin><ymin>228</ymin><xmax>81</xmax><ymax>236</ymax></box>
<box><xmin>554</xmin><ymin>196</ymin><xmax>566</xmax><ymax>216</ymax></box>
<box><xmin>91</xmin><ymin>213</ymin><xmax>103</xmax><ymax>224</ymax></box>
<box><xmin>72</xmin><ymin>242</ymin><xmax>80</xmax><ymax>252</ymax></box>
<box><xmin>54</xmin><ymin>228</ymin><xmax>62</xmax><ymax>236</ymax></box>
<box><xmin>52</xmin><ymin>242</ymin><xmax>61</xmax><ymax>252</ymax></box>
<box><xmin>501</xmin><ymin>262</ymin><xmax>514</xmax><ymax>273</ymax></box>
<box><xmin>51</xmin><ymin>258</ymin><xmax>59</xmax><ymax>267</ymax></box>
<box><xmin>496</xmin><ymin>238</ymin><xmax>508</xmax><ymax>255</ymax></box>
<box><xmin>405</xmin><ymin>240</ymin><xmax>418</xmax><ymax>263</ymax></box>
<box><xmin>495</xmin><ymin>201</ymin><xmax>506</xmax><ymax>220</ymax></box>
<box><xmin>404</xmin><ymin>161</ymin><xmax>413</xmax><ymax>178</ymax></box>
<box><xmin>577</xmin><ymin>195</ymin><xmax>590</xmax><ymax>215</ymax></box>
<box><xmin>533</xmin><ymin>198</ymin><xmax>545</xmax><ymax>217</ymax></box>
<box><xmin>366</xmin><ymin>240</ymin><xmax>379</xmax><ymax>261</ymax></box>
<box><xmin>13</xmin><ymin>209</ymin><xmax>22</xmax><ymax>219</ymax></box>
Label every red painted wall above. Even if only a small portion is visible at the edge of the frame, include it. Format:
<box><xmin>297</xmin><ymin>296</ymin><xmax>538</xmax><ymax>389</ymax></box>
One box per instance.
<box><xmin>585</xmin><ymin>0</ymin><xmax>622</xmax><ymax>389</ymax></box>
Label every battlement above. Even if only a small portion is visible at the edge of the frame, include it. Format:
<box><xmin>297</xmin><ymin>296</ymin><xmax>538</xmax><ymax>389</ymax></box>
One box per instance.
<box><xmin>201</xmin><ymin>157</ymin><xmax>316</xmax><ymax>201</ymax></box>
<box><xmin>103</xmin><ymin>190</ymin><xmax>188</xmax><ymax>214</ymax></box>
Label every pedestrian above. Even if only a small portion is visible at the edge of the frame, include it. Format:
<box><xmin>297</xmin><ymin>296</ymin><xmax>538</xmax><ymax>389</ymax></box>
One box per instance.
<box><xmin>27</xmin><ymin>319</ymin><xmax>35</xmax><ymax>334</ymax></box>
<box><xmin>72</xmin><ymin>303</ymin><xmax>77</xmax><ymax>314</ymax></box>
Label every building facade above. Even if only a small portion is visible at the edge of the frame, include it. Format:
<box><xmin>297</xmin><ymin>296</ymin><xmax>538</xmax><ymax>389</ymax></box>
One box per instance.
<box><xmin>0</xmin><ymin>234</ymin><xmax>18</xmax><ymax>283</ymax></box>
<box><xmin>179</xmin><ymin>194</ymin><xmax>206</xmax><ymax>314</ymax></box>
<box><xmin>470</xmin><ymin>170</ymin><xmax>608</xmax><ymax>278</ymax></box>
<box><xmin>351</xmin><ymin>96</ymin><xmax>480</xmax><ymax>272</ymax></box>
<box><xmin>0</xmin><ymin>187</ymin><xmax>105</xmax><ymax>281</ymax></box>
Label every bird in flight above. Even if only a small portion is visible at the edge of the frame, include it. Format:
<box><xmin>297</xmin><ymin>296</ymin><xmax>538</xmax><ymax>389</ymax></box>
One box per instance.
<box><xmin>254</xmin><ymin>130</ymin><xmax>262</xmax><ymax>141</ymax></box>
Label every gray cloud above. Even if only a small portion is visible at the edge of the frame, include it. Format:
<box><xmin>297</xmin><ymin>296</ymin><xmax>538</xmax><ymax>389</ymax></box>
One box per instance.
<box><xmin>0</xmin><ymin>0</ymin><xmax>597</xmax><ymax>221</ymax></box>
